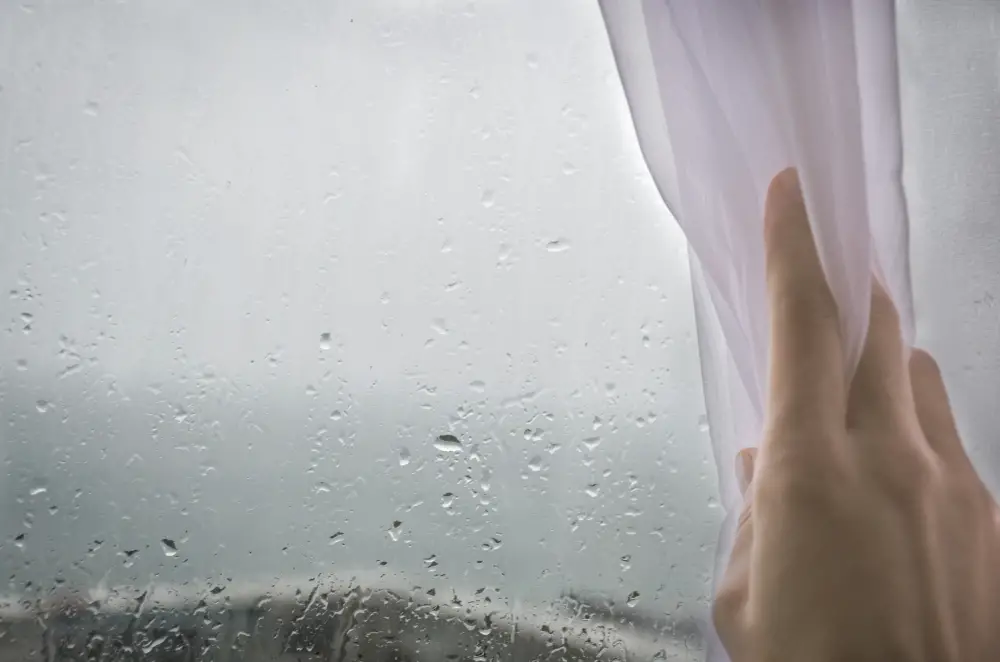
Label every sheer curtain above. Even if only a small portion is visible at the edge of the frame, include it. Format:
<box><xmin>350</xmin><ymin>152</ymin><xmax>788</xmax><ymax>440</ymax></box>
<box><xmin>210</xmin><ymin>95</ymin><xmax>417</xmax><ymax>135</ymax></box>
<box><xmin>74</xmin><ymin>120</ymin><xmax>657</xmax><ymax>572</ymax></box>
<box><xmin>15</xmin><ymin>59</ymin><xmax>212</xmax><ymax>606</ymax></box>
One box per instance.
<box><xmin>599</xmin><ymin>2</ymin><xmax>914</xmax><ymax>659</ymax></box>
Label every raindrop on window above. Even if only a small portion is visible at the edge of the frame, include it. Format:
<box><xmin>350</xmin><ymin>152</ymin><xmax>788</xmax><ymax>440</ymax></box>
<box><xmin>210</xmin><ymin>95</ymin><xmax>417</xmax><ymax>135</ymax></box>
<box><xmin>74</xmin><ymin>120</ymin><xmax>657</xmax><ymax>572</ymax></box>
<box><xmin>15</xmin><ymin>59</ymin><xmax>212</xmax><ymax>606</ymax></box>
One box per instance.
<box><xmin>160</xmin><ymin>538</ymin><xmax>178</xmax><ymax>557</ymax></box>
<box><xmin>433</xmin><ymin>434</ymin><xmax>463</xmax><ymax>453</ymax></box>
<box><xmin>388</xmin><ymin>520</ymin><xmax>403</xmax><ymax>542</ymax></box>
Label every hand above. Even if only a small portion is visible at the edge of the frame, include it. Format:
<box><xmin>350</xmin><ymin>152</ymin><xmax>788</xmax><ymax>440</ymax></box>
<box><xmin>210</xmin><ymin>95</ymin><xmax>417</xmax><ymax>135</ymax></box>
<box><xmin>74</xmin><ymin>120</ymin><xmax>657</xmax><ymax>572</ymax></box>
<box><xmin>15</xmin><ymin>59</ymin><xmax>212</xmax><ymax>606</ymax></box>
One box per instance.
<box><xmin>712</xmin><ymin>168</ymin><xmax>1000</xmax><ymax>662</ymax></box>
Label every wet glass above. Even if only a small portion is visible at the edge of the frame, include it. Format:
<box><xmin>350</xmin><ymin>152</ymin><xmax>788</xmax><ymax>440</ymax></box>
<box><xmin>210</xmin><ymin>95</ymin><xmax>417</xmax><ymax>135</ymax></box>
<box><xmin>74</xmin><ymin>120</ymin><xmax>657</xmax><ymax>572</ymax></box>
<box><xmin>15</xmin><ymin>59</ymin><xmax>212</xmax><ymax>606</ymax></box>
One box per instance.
<box><xmin>0</xmin><ymin>1</ymin><xmax>719</xmax><ymax>659</ymax></box>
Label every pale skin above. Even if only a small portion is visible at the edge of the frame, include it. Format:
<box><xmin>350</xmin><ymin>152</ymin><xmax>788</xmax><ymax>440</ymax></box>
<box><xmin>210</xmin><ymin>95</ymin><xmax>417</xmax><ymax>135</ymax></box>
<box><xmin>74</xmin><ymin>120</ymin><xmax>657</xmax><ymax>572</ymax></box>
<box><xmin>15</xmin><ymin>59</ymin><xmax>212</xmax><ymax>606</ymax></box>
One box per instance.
<box><xmin>713</xmin><ymin>168</ymin><xmax>1000</xmax><ymax>662</ymax></box>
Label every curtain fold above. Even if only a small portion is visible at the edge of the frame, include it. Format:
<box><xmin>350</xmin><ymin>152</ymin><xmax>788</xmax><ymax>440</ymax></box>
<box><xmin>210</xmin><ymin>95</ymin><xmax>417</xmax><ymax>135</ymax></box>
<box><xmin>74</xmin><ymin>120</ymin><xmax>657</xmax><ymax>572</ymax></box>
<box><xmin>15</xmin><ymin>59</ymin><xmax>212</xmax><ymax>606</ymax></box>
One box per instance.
<box><xmin>599</xmin><ymin>2</ymin><xmax>914</xmax><ymax>660</ymax></box>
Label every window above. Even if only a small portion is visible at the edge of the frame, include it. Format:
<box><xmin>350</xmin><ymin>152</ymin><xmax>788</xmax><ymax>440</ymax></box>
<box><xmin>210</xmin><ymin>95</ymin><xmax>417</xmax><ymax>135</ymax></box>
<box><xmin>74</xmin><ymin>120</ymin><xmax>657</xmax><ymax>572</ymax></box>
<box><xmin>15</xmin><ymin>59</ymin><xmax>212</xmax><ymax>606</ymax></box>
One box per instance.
<box><xmin>1</xmin><ymin>2</ymin><xmax>717</xmax><ymax>659</ymax></box>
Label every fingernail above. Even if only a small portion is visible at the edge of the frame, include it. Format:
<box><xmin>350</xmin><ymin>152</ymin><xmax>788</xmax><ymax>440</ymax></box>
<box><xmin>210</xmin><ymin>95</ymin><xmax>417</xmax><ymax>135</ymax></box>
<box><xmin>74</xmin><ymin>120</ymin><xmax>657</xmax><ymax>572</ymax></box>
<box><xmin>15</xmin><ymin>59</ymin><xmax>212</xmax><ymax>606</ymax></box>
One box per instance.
<box><xmin>736</xmin><ymin>449</ymin><xmax>755</xmax><ymax>496</ymax></box>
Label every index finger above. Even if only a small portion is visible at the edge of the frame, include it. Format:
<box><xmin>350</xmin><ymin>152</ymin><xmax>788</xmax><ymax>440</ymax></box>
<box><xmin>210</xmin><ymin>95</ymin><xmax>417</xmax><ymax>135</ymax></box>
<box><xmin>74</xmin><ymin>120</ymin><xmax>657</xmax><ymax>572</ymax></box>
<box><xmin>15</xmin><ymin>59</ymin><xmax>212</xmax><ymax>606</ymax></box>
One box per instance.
<box><xmin>763</xmin><ymin>168</ymin><xmax>847</xmax><ymax>437</ymax></box>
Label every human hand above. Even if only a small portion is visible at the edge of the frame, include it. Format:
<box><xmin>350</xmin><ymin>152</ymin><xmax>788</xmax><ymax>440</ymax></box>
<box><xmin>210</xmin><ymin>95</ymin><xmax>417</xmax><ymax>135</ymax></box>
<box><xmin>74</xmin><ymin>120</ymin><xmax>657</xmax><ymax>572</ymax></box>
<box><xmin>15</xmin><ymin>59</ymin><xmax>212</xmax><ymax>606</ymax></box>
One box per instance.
<box><xmin>712</xmin><ymin>168</ymin><xmax>1000</xmax><ymax>662</ymax></box>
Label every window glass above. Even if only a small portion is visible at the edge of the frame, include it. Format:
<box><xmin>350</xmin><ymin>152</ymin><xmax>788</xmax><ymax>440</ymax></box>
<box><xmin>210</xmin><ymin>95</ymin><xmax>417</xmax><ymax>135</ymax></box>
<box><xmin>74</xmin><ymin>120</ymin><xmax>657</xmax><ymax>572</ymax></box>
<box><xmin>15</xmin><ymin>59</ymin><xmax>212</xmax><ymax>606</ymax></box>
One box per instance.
<box><xmin>0</xmin><ymin>1</ymin><xmax>718</xmax><ymax>658</ymax></box>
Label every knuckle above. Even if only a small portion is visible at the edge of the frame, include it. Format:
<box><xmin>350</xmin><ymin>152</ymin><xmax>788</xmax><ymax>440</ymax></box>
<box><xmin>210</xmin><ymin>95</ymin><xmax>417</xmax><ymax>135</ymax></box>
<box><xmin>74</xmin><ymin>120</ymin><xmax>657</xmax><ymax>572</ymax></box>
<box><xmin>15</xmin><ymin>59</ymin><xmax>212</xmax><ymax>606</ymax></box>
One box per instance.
<box><xmin>753</xmin><ymin>450</ymin><xmax>852</xmax><ymax>512</ymax></box>
<box><xmin>943</xmin><ymin>469</ymin><xmax>992</xmax><ymax>514</ymax></box>
<box><xmin>857</xmin><ymin>440</ymin><xmax>938</xmax><ymax>512</ymax></box>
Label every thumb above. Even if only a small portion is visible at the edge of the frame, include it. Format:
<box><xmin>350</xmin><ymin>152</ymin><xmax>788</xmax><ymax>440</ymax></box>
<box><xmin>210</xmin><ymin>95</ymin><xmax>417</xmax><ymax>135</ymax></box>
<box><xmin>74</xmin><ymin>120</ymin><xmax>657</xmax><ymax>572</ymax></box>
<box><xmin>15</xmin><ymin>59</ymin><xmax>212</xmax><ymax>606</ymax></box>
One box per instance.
<box><xmin>737</xmin><ymin>447</ymin><xmax>757</xmax><ymax>497</ymax></box>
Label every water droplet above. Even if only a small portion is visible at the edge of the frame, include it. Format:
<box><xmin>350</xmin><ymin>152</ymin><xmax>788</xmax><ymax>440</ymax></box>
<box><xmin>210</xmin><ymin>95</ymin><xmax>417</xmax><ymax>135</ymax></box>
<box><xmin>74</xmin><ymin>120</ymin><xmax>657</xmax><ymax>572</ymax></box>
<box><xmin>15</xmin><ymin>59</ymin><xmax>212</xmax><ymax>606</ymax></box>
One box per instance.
<box><xmin>584</xmin><ymin>484</ymin><xmax>600</xmax><ymax>498</ymax></box>
<box><xmin>431</xmin><ymin>318</ymin><xmax>449</xmax><ymax>335</ymax></box>
<box><xmin>433</xmin><ymin>434</ymin><xmax>463</xmax><ymax>453</ymax></box>
<box><xmin>330</xmin><ymin>410</ymin><xmax>343</xmax><ymax>421</ymax></box>
<box><xmin>546</xmin><ymin>239</ymin><xmax>570</xmax><ymax>253</ymax></box>
<box><xmin>441</xmin><ymin>492</ymin><xmax>455</xmax><ymax>509</ymax></box>
<box><xmin>29</xmin><ymin>484</ymin><xmax>47</xmax><ymax>496</ymax></box>
<box><xmin>398</xmin><ymin>447</ymin><xmax>411</xmax><ymax>466</ymax></box>
<box><xmin>582</xmin><ymin>436</ymin><xmax>602</xmax><ymax>451</ymax></box>
<box><xmin>319</xmin><ymin>332</ymin><xmax>332</xmax><ymax>351</ymax></box>
<box><xmin>388</xmin><ymin>520</ymin><xmax>403</xmax><ymax>542</ymax></box>
<box><xmin>328</xmin><ymin>531</ymin><xmax>344</xmax><ymax>546</ymax></box>
<box><xmin>527</xmin><ymin>455</ymin><xmax>543</xmax><ymax>472</ymax></box>
<box><xmin>20</xmin><ymin>312</ymin><xmax>32</xmax><ymax>333</ymax></box>
<box><xmin>315</xmin><ymin>481</ymin><xmax>332</xmax><ymax>494</ymax></box>
<box><xmin>16</xmin><ymin>359</ymin><xmax>27</xmax><ymax>371</ymax></box>
<box><xmin>626</xmin><ymin>591</ymin><xmax>640</xmax><ymax>607</ymax></box>
<box><xmin>469</xmin><ymin>85</ymin><xmax>481</xmax><ymax>99</ymax></box>
<box><xmin>160</xmin><ymin>538</ymin><xmax>178</xmax><ymax>557</ymax></box>
<box><xmin>698</xmin><ymin>414</ymin><xmax>709</xmax><ymax>432</ymax></box>
<box><xmin>482</xmin><ymin>536</ymin><xmax>503</xmax><ymax>551</ymax></box>
<box><xmin>481</xmin><ymin>190</ymin><xmax>495</xmax><ymax>208</ymax></box>
<box><xmin>423</xmin><ymin>554</ymin><xmax>439</xmax><ymax>569</ymax></box>
<box><xmin>35</xmin><ymin>400</ymin><xmax>49</xmax><ymax>414</ymax></box>
<box><xmin>562</xmin><ymin>162</ymin><xmax>578</xmax><ymax>175</ymax></box>
<box><xmin>469</xmin><ymin>380</ymin><xmax>486</xmax><ymax>393</ymax></box>
<box><xmin>83</xmin><ymin>101</ymin><xmax>99</xmax><ymax>116</ymax></box>
<box><xmin>526</xmin><ymin>52</ymin><xmax>539</xmax><ymax>68</ymax></box>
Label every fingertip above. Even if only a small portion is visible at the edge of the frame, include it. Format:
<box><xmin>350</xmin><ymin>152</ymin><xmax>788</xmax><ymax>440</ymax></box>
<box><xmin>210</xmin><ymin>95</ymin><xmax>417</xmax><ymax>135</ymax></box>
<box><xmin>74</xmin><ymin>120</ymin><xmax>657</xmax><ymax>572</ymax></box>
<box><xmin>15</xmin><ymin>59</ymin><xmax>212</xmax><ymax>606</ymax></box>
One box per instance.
<box><xmin>763</xmin><ymin>167</ymin><xmax>803</xmax><ymax>243</ymax></box>
<box><xmin>767</xmin><ymin>166</ymin><xmax>801</xmax><ymax>201</ymax></box>
<box><xmin>909</xmin><ymin>347</ymin><xmax>942</xmax><ymax>380</ymax></box>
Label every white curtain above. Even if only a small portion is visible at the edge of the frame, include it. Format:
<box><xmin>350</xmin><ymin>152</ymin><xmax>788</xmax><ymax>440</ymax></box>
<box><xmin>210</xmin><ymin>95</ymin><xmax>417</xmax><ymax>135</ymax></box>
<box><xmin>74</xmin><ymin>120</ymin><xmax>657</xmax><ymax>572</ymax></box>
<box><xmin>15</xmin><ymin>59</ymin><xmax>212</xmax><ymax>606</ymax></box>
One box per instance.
<box><xmin>598</xmin><ymin>2</ymin><xmax>914</xmax><ymax>660</ymax></box>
